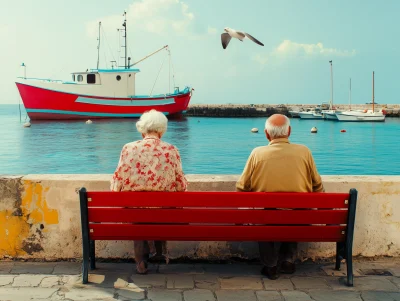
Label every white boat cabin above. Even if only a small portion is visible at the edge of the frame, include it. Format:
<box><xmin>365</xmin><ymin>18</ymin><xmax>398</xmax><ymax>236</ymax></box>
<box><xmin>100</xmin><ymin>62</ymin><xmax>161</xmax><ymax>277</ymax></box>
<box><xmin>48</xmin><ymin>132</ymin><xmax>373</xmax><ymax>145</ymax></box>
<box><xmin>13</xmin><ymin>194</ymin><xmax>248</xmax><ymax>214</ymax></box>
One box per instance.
<box><xmin>70</xmin><ymin>68</ymin><xmax>140</xmax><ymax>97</ymax></box>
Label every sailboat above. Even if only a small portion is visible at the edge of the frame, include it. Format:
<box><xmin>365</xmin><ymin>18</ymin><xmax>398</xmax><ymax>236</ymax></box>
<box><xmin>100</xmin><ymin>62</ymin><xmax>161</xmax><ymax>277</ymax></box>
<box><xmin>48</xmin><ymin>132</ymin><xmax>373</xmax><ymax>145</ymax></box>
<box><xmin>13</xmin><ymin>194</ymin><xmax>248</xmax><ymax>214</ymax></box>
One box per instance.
<box><xmin>322</xmin><ymin>60</ymin><xmax>338</xmax><ymax>120</ymax></box>
<box><xmin>336</xmin><ymin>71</ymin><xmax>385</xmax><ymax>122</ymax></box>
<box><xmin>15</xmin><ymin>12</ymin><xmax>193</xmax><ymax>120</ymax></box>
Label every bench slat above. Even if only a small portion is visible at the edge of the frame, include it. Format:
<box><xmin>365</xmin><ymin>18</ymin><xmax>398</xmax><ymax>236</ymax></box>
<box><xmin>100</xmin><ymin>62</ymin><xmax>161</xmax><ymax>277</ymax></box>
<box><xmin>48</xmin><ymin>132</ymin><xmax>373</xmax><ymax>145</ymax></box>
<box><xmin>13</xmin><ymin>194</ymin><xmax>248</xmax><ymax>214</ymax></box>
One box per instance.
<box><xmin>88</xmin><ymin>208</ymin><xmax>348</xmax><ymax>224</ymax></box>
<box><xmin>86</xmin><ymin>192</ymin><xmax>349</xmax><ymax>208</ymax></box>
<box><xmin>89</xmin><ymin>224</ymin><xmax>346</xmax><ymax>242</ymax></box>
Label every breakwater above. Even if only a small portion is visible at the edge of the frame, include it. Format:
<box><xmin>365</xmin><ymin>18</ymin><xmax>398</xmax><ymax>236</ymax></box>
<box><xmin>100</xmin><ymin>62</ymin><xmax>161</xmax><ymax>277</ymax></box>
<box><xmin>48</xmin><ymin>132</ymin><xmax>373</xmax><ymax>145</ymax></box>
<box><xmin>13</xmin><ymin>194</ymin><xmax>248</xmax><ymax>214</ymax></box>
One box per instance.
<box><xmin>185</xmin><ymin>104</ymin><xmax>400</xmax><ymax>117</ymax></box>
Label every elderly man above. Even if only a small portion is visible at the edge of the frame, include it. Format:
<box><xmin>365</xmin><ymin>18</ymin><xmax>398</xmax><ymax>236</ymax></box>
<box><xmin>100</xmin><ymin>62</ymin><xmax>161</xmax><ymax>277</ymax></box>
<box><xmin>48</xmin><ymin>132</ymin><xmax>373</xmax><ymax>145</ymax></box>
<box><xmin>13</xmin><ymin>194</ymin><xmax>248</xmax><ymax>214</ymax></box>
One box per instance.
<box><xmin>236</xmin><ymin>114</ymin><xmax>324</xmax><ymax>280</ymax></box>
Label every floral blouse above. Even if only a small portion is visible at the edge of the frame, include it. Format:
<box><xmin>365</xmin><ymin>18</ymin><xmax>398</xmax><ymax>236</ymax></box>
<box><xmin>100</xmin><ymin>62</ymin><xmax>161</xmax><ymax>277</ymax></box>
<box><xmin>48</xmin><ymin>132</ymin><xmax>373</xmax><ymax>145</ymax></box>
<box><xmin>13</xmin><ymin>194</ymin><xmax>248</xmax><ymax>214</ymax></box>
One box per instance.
<box><xmin>110</xmin><ymin>136</ymin><xmax>187</xmax><ymax>192</ymax></box>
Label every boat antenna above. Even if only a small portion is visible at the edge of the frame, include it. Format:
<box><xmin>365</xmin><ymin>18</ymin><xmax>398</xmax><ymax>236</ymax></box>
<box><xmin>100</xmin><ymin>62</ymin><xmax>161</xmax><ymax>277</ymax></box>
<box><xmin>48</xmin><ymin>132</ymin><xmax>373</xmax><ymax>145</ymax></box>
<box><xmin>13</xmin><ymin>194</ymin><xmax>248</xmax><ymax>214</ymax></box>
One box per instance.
<box><xmin>123</xmin><ymin>11</ymin><xmax>127</xmax><ymax>69</ymax></box>
<box><xmin>372</xmin><ymin>71</ymin><xmax>375</xmax><ymax>112</ymax></box>
<box><xmin>329</xmin><ymin>60</ymin><xmax>333</xmax><ymax>110</ymax></box>
<box><xmin>97</xmin><ymin>22</ymin><xmax>101</xmax><ymax>69</ymax></box>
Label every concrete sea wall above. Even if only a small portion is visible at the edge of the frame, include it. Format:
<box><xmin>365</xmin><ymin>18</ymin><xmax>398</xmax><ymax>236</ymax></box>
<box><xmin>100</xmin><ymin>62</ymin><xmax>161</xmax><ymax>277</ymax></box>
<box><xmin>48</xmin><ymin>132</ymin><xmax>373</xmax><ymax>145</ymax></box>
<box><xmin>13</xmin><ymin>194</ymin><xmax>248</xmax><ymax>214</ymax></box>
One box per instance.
<box><xmin>0</xmin><ymin>175</ymin><xmax>400</xmax><ymax>261</ymax></box>
<box><xmin>185</xmin><ymin>104</ymin><xmax>400</xmax><ymax>117</ymax></box>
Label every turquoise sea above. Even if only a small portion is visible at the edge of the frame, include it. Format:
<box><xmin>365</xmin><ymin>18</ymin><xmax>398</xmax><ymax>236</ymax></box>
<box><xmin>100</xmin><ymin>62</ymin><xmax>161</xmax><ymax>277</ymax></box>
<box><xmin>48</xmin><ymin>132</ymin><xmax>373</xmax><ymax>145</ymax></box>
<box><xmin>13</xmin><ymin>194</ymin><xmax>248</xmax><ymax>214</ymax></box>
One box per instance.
<box><xmin>0</xmin><ymin>104</ymin><xmax>399</xmax><ymax>175</ymax></box>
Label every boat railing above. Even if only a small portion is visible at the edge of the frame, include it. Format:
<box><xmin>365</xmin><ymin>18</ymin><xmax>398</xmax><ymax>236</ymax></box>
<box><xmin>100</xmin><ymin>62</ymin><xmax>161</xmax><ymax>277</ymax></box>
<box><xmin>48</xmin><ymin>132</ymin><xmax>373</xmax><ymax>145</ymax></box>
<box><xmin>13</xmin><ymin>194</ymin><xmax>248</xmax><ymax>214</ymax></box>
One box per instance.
<box><xmin>17</xmin><ymin>77</ymin><xmax>65</xmax><ymax>83</ymax></box>
<box><xmin>130</xmin><ymin>86</ymin><xmax>191</xmax><ymax>98</ymax></box>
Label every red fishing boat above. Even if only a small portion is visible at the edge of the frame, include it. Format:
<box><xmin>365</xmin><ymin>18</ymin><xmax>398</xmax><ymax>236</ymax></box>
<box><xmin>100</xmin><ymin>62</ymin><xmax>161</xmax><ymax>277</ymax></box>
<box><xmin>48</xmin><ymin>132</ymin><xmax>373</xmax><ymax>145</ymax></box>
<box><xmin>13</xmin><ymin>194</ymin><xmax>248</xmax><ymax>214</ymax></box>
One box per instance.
<box><xmin>15</xmin><ymin>13</ymin><xmax>193</xmax><ymax>120</ymax></box>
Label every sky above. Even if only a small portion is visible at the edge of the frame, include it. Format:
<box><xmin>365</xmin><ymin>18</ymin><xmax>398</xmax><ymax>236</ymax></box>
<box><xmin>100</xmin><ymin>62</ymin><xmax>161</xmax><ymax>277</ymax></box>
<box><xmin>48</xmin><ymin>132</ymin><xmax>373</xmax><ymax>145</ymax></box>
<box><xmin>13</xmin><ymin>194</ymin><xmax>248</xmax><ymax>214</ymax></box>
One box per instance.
<box><xmin>1</xmin><ymin>0</ymin><xmax>400</xmax><ymax>105</ymax></box>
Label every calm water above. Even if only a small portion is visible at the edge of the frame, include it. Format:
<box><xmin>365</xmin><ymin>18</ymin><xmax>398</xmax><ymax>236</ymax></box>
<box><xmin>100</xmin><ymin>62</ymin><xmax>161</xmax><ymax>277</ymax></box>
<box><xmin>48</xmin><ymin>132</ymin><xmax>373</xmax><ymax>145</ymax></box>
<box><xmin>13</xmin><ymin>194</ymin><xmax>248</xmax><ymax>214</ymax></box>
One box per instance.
<box><xmin>1</xmin><ymin>104</ymin><xmax>399</xmax><ymax>175</ymax></box>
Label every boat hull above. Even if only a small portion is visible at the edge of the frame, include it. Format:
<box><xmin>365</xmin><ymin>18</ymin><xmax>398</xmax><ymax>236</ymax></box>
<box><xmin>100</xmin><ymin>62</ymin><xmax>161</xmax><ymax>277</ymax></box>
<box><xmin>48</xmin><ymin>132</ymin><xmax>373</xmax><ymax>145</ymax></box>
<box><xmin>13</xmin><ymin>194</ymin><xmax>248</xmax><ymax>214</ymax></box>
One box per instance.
<box><xmin>335</xmin><ymin>112</ymin><xmax>385</xmax><ymax>122</ymax></box>
<box><xmin>298</xmin><ymin>112</ymin><xmax>323</xmax><ymax>120</ymax></box>
<box><xmin>322</xmin><ymin>112</ymin><xmax>338</xmax><ymax>120</ymax></box>
<box><xmin>16</xmin><ymin>83</ymin><xmax>192</xmax><ymax>120</ymax></box>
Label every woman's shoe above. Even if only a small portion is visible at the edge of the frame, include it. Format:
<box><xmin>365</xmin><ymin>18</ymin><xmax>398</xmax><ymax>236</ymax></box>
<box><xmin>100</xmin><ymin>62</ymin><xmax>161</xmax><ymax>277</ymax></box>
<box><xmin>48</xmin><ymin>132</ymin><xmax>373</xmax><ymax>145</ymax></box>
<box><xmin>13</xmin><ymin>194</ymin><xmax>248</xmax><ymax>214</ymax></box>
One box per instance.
<box><xmin>136</xmin><ymin>260</ymin><xmax>148</xmax><ymax>275</ymax></box>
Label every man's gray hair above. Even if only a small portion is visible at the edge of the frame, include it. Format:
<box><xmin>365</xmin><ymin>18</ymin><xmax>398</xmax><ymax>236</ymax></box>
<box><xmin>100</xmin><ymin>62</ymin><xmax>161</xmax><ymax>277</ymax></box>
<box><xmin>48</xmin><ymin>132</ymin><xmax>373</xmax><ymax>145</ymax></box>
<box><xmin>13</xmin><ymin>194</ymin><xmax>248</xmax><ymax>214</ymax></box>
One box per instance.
<box><xmin>265</xmin><ymin>115</ymin><xmax>290</xmax><ymax>138</ymax></box>
<box><xmin>136</xmin><ymin>109</ymin><xmax>168</xmax><ymax>135</ymax></box>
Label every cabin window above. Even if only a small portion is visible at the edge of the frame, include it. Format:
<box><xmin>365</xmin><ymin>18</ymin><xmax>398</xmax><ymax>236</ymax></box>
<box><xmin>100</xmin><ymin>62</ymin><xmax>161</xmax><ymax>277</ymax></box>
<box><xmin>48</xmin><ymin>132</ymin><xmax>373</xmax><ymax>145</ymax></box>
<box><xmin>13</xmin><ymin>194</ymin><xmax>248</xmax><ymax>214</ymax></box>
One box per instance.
<box><xmin>87</xmin><ymin>74</ymin><xmax>96</xmax><ymax>84</ymax></box>
<box><xmin>77</xmin><ymin>75</ymin><xmax>83</xmax><ymax>82</ymax></box>
<box><xmin>72</xmin><ymin>74</ymin><xmax>75</xmax><ymax>82</ymax></box>
<box><xmin>116</xmin><ymin>75</ymin><xmax>121</xmax><ymax>81</ymax></box>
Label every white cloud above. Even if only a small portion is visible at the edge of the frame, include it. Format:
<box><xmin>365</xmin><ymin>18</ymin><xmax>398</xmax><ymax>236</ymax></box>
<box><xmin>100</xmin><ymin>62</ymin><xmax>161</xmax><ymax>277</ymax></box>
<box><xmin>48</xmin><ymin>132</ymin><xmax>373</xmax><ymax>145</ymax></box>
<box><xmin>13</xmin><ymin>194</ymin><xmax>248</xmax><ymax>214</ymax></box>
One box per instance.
<box><xmin>207</xmin><ymin>26</ymin><xmax>217</xmax><ymax>35</ymax></box>
<box><xmin>251</xmin><ymin>40</ymin><xmax>356</xmax><ymax>68</ymax></box>
<box><xmin>252</xmin><ymin>54</ymin><xmax>268</xmax><ymax>66</ymax></box>
<box><xmin>0</xmin><ymin>24</ymin><xmax>9</xmax><ymax>37</ymax></box>
<box><xmin>275</xmin><ymin>40</ymin><xmax>356</xmax><ymax>57</ymax></box>
<box><xmin>86</xmin><ymin>0</ymin><xmax>204</xmax><ymax>38</ymax></box>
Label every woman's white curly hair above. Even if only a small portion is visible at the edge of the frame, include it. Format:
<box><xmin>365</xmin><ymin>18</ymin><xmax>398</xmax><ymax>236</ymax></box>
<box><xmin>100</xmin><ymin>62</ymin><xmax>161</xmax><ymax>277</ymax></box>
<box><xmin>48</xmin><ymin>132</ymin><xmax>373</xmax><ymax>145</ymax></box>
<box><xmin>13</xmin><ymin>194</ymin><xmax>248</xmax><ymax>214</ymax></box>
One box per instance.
<box><xmin>136</xmin><ymin>109</ymin><xmax>168</xmax><ymax>135</ymax></box>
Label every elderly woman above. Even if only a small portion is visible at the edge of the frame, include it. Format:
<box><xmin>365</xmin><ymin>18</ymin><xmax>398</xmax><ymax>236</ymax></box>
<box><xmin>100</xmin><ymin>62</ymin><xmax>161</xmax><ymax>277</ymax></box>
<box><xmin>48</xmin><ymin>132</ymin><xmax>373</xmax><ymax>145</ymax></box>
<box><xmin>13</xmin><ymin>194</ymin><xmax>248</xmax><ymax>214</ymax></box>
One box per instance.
<box><xmin>110</xmin><ymin>109</ymin><xmax>187</xmax><ymax>274</ymax></box>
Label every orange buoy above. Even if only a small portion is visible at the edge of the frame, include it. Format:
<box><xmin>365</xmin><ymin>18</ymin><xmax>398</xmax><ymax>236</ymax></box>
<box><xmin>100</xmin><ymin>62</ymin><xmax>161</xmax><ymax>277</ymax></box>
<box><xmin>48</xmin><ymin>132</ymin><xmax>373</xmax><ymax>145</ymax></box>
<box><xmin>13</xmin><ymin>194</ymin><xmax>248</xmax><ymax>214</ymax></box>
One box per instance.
<box><xmin>340</xmin><ymin>129</ymin><xmax>346</xmax><ymax>133</ymax></box>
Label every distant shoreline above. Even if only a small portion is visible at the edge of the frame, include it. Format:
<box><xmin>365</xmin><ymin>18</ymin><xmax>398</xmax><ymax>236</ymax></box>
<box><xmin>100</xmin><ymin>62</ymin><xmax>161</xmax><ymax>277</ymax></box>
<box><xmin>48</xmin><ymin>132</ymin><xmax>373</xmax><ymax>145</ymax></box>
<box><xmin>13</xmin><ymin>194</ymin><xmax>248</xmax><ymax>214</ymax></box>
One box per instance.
<box><xmin>185</xmin><ymin>104</ymin><xmax>400</xmax><ymax>117</ymax></box>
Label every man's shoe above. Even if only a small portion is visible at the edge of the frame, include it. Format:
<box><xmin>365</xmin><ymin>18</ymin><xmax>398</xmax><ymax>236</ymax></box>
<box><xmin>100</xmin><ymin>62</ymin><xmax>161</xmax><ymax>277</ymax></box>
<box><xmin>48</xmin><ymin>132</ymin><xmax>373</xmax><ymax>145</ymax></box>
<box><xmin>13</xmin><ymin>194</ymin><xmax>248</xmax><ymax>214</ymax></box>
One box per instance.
<box><xmin>281</xmin><ymin>261</ymin><xmax>296</xmax><ymax>274</ymax></box>
<box><xmin>261</xmin><ymin>266</ymin><xmax>280</xmax><ymax>280</ymax></box>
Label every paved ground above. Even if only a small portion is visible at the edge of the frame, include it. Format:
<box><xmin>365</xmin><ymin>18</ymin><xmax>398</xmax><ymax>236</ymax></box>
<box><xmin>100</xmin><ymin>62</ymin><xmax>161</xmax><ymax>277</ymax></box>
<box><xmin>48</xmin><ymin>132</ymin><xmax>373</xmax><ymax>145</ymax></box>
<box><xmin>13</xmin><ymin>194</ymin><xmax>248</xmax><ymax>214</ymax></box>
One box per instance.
<box><xmin>0</xmin><ymin>259</ymin><xmax>399</xmax><ymax>301</ymax></box>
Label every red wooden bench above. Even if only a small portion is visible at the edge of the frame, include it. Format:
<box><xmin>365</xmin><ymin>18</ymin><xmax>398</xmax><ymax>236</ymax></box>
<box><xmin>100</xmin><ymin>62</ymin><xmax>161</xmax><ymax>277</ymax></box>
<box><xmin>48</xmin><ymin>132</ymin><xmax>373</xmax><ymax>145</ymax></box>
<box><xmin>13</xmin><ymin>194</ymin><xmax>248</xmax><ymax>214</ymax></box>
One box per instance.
<box><xmin>79</xmin><ymin>188</ymin><xmax>357</xmax><ymax>286</ymax></box>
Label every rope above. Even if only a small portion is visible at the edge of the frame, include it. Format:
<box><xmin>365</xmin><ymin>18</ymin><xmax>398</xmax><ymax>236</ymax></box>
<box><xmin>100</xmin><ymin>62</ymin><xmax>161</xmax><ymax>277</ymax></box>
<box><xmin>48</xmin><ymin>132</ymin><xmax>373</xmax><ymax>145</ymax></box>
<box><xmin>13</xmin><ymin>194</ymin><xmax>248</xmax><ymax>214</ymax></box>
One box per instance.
<box><xmin>18</xmin><ymin>97</ymin><xmax>21</xmax><ymax>123</ymax></box>
<box><xmin>101</xmin><ymin>27</ymin><xmax>117</xmax><ymax>66</ymax></box>
<box><xmin>16</xmin><ymin>64</ymin><xmax>22</xmax><ymax>122</ymax></box>
<box><xmin>169</xmin><ymin>49</ymin><xmax>176</xmax><ymax>91</ymax></box>
<box><xmin>103</xmin><ymin>49</ymin><xmax>108</xmax><ymax>69</ymax></box>
<box><xmin>150</xmin><ymin>54</ymin><xmax>168</xmax><ymax>96</ymax></box>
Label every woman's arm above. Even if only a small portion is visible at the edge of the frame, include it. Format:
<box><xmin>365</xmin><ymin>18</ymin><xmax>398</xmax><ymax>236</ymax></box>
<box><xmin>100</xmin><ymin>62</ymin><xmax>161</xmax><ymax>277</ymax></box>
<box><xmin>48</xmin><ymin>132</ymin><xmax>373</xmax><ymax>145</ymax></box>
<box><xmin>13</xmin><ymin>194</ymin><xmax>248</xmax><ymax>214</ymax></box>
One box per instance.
<box><xmin>173</xmin><ymin>148</ymin><xmax>188</xmax><ymax>192</ymax></box>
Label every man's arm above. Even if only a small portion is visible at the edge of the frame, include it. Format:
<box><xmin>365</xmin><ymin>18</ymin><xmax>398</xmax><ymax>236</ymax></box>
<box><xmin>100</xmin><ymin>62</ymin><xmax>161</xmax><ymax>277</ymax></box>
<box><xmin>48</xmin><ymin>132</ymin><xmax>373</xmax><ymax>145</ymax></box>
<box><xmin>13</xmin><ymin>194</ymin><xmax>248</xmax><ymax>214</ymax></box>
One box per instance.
<box><xmin>236</xmin><ymin>151</ymin><xmax>255</xmax><ymax>192</ymax></box>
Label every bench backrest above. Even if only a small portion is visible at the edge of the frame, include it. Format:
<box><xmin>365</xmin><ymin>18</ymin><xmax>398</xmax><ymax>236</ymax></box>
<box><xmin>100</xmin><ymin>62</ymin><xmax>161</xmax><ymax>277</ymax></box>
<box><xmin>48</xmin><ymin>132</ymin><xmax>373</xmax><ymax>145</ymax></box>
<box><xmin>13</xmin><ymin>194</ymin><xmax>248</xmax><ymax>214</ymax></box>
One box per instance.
<box><xmin>79</xmin><ymin>189</ymin><xmax>357</xmax><ymax>242</ymax></box>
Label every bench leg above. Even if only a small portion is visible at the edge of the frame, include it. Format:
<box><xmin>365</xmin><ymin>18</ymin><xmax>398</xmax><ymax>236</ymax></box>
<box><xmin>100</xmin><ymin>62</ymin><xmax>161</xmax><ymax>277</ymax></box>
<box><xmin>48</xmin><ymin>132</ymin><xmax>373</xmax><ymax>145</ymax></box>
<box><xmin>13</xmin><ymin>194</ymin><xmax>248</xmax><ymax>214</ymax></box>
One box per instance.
<box><xmin>335</xmin><ymin>242</ymin><xmax>342</xmax><ymax>271</ymax></box>
<box><xmin>79</xmin><ymin>188</ymin><xmax>90</xmax><ymax>284</ymax></box>
<box><xmin>82</xmin><ymin>238</ymin><xmax>90</xmax><ymax>284</ymax></box>
<box><xmin>346</xmin><ymin>244</ymin><xmax>354</xmax><ymax>287</ymax></box>
<box><xmin>90</xmin><ymin>240</ymin><xmax>96</xmax><ymax>270</ymax></box>
<box><xmin>345</xmin><ymin>188</ymin><xmax>357</xmax><ymax>287</ymax></box>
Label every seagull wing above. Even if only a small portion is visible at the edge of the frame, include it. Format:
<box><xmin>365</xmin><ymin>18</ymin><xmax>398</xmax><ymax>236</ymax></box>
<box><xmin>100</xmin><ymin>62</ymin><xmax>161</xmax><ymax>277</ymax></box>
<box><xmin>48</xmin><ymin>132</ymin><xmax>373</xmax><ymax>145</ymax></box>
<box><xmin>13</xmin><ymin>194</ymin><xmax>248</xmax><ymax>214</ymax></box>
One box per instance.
<box><xmin>244</xmin><ymin>32</ymin><xmax>264</xmax><ymax>46</ymax></box>
<box><xmin>221</xmin><ymin>33</ymin><xmax>232</xmax><ymax>49</ymax></box>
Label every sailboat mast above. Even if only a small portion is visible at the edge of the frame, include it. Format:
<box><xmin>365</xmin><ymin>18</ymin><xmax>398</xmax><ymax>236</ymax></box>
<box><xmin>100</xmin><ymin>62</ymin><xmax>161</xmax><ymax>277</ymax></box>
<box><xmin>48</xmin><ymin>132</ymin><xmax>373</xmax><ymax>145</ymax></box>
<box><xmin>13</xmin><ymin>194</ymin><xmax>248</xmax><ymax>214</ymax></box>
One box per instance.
<box><xmin>96</xmin><ymin>22</ymin><xmax>101</xmax><ymax>69</ymax></box>
<box><xmin>123</xmin><ymin>11</ymin><xmax>127</xmax><ymax>69</ymax></box>
<box><xmin>349</xmin><ymin>78</ymin><xmax>352</xmax><ymax>110</ymax></box>
<box><xmin>329</xmin><ymin>60</ymin><xmax>333</xmax><ymax>110</ymax></box>
<box><xmin>372</xmin><ymin>71</ymin><xmax>375</xmax><ymax>112</ymax></box>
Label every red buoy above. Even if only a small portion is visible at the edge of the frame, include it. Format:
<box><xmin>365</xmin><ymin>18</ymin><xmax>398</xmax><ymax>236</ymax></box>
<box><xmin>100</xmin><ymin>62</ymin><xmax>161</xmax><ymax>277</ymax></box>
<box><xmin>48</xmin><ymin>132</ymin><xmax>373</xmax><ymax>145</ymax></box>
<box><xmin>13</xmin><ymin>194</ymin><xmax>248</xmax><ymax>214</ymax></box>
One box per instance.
<box><xmin>340</xmin><ymin>129</ymin><xmax>346</xmax><ymax>133</ymax></box>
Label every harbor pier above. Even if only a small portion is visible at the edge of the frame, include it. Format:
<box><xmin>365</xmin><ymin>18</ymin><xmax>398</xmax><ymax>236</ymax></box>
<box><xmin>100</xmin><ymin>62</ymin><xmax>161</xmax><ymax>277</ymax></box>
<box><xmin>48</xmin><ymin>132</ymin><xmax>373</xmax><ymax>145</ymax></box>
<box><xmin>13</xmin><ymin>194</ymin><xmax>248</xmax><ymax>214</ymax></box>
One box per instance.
<box><xmin>185</xmin><ymin>104</ymin><xmax>400</xmax><ymax>117</ymax></box>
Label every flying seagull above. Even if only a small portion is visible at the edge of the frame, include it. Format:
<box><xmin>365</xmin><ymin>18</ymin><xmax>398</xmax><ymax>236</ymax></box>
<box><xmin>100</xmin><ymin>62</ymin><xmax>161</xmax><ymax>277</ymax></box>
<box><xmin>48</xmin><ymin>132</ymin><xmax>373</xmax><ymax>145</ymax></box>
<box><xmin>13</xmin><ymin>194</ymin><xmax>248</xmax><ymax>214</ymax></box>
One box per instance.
<box><xmin>221</xmin><ymin>27</ymin><xmax>264</xmax><ymax>49</ymax></box>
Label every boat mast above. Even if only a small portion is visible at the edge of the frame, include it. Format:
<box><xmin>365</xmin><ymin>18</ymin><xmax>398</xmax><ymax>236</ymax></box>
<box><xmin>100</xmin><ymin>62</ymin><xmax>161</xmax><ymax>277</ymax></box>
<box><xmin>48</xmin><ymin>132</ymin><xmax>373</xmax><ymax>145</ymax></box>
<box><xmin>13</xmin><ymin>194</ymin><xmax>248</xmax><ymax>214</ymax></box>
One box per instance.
<box><xmin>96</xmin><ymin>22</ymin><xmax>101</xmax><ymax>69</ymax></box>
<box><xmin>349</xmin><ymin>78</ymin><xmax>352</xmax><ymax>110</ymax></box>
<box><xmin>122</xmin><ymin>11</ymin><xmax>127</xmax><ymax>69</ymax></box>
<box><xmin>372</xmin><ymin>71</ymin><xmax>375</xmax><ymax>112</ymax></box>
<box><xmin>329</xmin><ymin>60</ymin><xmax>333</xmax><ymax>110</ymax></box>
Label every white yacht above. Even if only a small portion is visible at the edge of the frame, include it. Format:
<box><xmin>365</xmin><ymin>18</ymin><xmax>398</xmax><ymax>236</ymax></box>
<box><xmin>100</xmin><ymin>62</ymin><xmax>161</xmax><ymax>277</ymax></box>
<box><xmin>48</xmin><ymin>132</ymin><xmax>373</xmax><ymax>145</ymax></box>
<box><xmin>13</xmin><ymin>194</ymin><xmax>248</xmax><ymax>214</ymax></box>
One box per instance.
<box><xmin>336</xmin><ymin>72</ymin><xmax>385</xmax><ymax>122</ymax></box>
<box><xmin>336</xmin><ymin>110</ymin><xmax>385</xmax><ymax>122</ymax></box>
